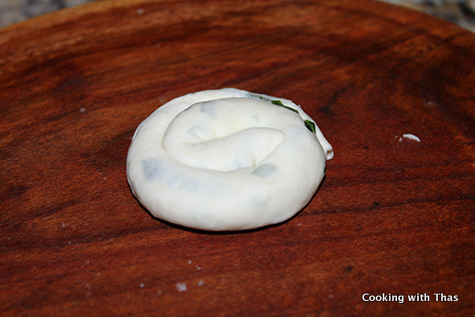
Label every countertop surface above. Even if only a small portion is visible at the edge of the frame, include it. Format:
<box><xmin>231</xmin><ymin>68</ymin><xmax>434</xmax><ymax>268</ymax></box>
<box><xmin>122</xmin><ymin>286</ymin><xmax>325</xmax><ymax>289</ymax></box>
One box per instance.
<box><xmin>1</xmin><ymin>0</ymin><xmax>474</xmax><ymax>316</ymax></box>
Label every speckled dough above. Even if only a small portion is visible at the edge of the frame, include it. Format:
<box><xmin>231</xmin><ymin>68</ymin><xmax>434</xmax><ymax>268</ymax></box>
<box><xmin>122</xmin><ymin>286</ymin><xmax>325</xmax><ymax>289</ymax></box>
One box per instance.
<box><xmin>127</xmin><ymin>88</ymin><xmax>333</xmax><ymax>231</ymax></box>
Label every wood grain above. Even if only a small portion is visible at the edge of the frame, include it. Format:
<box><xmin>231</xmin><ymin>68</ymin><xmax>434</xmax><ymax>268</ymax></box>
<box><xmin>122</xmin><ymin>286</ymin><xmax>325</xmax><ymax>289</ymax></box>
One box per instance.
<box><xmin>1</xmin><ymin>0</ymin><xmax>474</xmax><ymax>315</ymax></box>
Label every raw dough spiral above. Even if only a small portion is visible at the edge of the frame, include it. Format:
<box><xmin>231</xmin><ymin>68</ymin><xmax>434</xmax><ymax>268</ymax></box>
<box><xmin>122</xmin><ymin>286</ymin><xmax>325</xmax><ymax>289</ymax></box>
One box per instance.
<box><xmin>126</xmin><ymin>88</ymin><xmax>333</xmax><ymax>231</ymax></box>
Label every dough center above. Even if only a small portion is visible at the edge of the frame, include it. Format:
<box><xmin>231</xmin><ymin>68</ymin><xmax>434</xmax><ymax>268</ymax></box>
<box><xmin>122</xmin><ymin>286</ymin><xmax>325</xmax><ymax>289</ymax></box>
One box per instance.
<box><xmin>162</xmin><ymin>98</ymin><xmax>286</xmax><ymax>172</ymax></box>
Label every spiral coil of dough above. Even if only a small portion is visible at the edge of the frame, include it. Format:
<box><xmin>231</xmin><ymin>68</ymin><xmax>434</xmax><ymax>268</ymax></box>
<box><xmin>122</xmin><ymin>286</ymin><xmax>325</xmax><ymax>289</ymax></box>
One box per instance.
<box><xmin>127</xmin><ymin>88</ymin><xmax>333</xmax><ymax>231</ymax></box>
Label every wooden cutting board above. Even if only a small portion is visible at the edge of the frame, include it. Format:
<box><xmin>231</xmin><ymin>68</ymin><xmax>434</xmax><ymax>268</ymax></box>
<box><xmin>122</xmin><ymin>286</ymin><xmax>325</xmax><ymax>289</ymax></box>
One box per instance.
<box><xmin>1</xmin><ymin>0</ymin><xmax>474</xmax><ymax>315</ymax></box>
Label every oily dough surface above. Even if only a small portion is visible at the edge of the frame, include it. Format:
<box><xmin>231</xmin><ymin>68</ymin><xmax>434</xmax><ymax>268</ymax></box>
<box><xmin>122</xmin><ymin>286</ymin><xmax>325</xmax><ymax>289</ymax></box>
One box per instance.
<box><xmin>127</xmin><ymin>88</ymin><xmax>333</xmax><ymax>231</ymax></box>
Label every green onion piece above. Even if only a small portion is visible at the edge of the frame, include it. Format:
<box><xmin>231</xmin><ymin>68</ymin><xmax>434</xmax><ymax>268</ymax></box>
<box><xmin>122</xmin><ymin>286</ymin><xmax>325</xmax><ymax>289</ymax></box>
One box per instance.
<box><xmin>324</xmin><ymin>166</ymin><xmax>327</xmax><ymax>174</ymax></box>
<box><xmin>304</xmin><ymin>120</ymin><xmax>316</xmax><ymax>134</ymax></box>
<box><xmin>249</xmin><ymin>93</ymin><xmax>272</xmax><ymax>102</ymax></box>
<box><xmin>271</xmin><ymin>100</ymin><xmax>299</xmax><ymax>114</ymax></box>
<box><xmin>250</xmin><ymin>94</ymin><xmax>299</xmax><ymax>114</ymax></box>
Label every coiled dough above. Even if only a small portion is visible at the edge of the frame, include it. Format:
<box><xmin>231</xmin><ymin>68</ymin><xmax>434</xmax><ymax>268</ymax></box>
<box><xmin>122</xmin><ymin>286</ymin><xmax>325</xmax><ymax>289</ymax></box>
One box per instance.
<box><xmin>127</xmin><ymin>88</ymin><xmax>333</xmax><ymax>231</ymax></box>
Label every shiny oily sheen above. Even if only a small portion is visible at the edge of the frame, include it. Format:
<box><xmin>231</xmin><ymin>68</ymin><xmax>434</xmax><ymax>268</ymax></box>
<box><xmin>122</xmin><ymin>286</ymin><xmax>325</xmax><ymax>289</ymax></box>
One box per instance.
<box><xmin>126</xmin><ymin>88</ymin><xmax>333</xmax><ymax>231</ymax></box>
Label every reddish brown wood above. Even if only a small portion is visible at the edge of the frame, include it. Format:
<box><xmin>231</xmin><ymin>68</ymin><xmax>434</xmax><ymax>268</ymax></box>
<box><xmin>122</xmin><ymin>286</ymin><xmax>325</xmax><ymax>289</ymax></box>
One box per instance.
<box><xmin>1</xmin><ymin>0</ymin><xmax>474</xmax><ymax>315</ymax></box>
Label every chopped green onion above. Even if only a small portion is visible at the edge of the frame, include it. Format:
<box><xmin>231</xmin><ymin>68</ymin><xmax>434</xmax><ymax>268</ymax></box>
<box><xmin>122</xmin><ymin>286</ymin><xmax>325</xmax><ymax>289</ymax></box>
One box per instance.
<box><xmin>250</xmin><ymin>93</ymin><xmax>299</xmax><ymax>114</ymax></box>
<box><xmin>304</xmin><ymin>120</ymin><xmax>316</xmax><ymax>134</ymax></box>
<box><xmin>249</xmin><ymin>93</ymin><xmax>272</xmax><ymax>102</ymax></box>
<box><xmin>271</xmin><ymin>100</ymin><xmax>299</xmax><ymax>114</ymax></box>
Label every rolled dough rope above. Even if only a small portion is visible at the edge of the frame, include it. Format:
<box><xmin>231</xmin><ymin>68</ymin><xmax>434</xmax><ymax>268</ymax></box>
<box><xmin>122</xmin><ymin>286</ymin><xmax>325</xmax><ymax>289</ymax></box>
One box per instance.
<box><xmin>127</xmin><ymin>88</ymin><xmax>333</xmax><ymax>231</ymax></box>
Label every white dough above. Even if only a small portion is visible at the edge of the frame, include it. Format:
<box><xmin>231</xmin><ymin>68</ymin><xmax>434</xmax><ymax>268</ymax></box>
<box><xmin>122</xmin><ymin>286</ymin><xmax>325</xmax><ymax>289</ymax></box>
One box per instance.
<box><xmin>402</xmin><ymin>134</ymin><xmax>421</xmax><ymax>142</ymax></box>
<box><xmin>126</xmin><ymin>88</ymin><xmax>333</xmax><ymax>231</ymax></box>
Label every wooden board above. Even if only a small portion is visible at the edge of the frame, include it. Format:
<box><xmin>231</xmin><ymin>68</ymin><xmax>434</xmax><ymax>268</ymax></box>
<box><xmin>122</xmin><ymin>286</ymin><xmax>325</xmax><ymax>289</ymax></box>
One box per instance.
<box><xmin>1</xmin><ymin>0</ymin><xmax>474</xmax><ymax>315</ymax></box>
